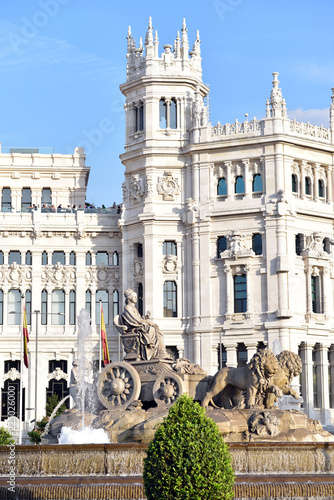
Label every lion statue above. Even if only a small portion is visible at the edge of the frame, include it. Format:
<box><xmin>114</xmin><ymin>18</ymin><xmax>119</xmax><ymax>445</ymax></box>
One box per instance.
<box><xmin>261</xmin><ymin>350</ymin><xmax>302</xmax><ymax>409</ymax></box>
<box><xmin>201</xmin><ymin>348</ymin><xmax>279</xmax><ymax>409</ymax></box>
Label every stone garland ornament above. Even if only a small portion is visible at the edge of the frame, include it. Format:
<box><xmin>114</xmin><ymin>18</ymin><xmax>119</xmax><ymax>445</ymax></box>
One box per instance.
<box><xmin>129</xmin><ymin>176</ymin><xmax>144</xmax><ymax>200</ymax></box>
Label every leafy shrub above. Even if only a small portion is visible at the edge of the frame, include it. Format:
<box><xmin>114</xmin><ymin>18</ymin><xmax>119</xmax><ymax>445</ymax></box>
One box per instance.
<box><xmin>0</xmin><ymin>427</ymin><xmax>15</xmax><ymax>445</ymax></box>
<box><xmin>27</xmin><ymin>416</ymin><xmax>49</xmax><ymax>444</ymax></box>
<box><xmin>143</xmin><ymin>394</ymin><xmax>234</xmax><ymax>500</ymax></box>
<box><xmin>45</xmin><ymin>394</ymin><xmax>66</xmax><ymax>417</ymax></box>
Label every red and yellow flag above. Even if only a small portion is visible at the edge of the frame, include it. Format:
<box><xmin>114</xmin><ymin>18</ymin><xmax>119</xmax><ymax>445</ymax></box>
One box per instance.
<box><xmin>23</xmin><ymin>307</ymin><xmax>29</xmax><ymax>368</ymax></box>
<box><xmin>101</xmin><ymin>306</ymin><xmax>110</xmax><ymax>366</ymax></box>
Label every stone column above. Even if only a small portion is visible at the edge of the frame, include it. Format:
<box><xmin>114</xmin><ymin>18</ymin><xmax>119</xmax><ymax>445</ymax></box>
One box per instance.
<box><xmin>3</xmin><ymin>287</ymin><xmax>8</xmax><ymax>327</ymax></box>
<box><xmin>226</xmin><ymin>345</ymin><xmax>237</xmax><ymax>368</ymax></box>
<box><xmin>91</xmin><ymin>288</ymin><xmax>97</xmax><ymax>335</ymax></box>
<box><xmin>329</xmin><ymin>345</ymin><xmax>334</xmax><ymax>409</ymax></box>
<box><xmin>224</xmin><ymin>265</ymin><xmax>232</xmax><ymax>316</ymax></box>
<box><xmin>305</xmin><ymin>266</ymin><xmax>312</xmax><ymax>318</ymax></box>
<box><xmin>245</xmin><ymin>264</ymin><xmax>252</xmax><ymax>317</ymax></box>
<box><xmin>322</xmin><ymin>267</ymin><xmax>330</xmax><ymax>318</ymax></box>
<box><xmin>320</xmin><ymin>344</ymin><xmax>330</xmax><ymax>416</ymax></box>
<box><xmin>64</xmin><ymin>289</ymin><xmax>70</xmax><ymax>328</ymax></box>
<box><xmin>192</xmin><ymin>224</ymin><xmax>200</xmax><ymax>327</ymax></box>
<box><xmin>243</xmin><ymin>159</ymin><xmax>251</xmax><ymax>198</ymax></box>
<box><xmin>300</xmin><ymin>161</ymin><xmax>306</xmax><ymax>199</ymax></box>
<box><xmin>47</xmin><ymin>288</ymin><xmax>52</xmax><ymax>326</ymax></box>
<box><xmin>224</xmin><ymin>161</ymin><xmax>233</xmax><ymax>200</ymax></box>
<box><xmin>193</xmin><ymin>333</ymin><xmax>201</xmax><ymax>365</ymax></box>
<box><xmin>314</xmin><ymin>164</ymin><xmax>320</xmax><ymax>201</ymax></box>
<box><xmin>327</xmin><ymin>166</ymin><xmax>333</xmax><ymax>203</ymax></box>
<box><xmin>246</xmin><ymin>343</ymin><xmax>257</xmax><ymax>362</ymax></box>
<box><xmin>301</xmin><ymin>343</ymin><xmax>314</xmax><ymax>414</ymax></box>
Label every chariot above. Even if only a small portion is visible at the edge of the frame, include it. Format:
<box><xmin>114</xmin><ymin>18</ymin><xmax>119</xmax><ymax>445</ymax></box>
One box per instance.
<box><xmin>97</xmin><ymin>317</ymin><xmax>208</xmax><ymax>411</ymax></box>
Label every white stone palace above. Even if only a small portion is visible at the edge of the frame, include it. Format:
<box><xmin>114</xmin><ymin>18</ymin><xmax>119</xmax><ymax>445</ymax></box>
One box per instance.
<box><xmin>1</xmin><ymin>18</ymin><xmax>334</xmax><ymax>440</ymax></box>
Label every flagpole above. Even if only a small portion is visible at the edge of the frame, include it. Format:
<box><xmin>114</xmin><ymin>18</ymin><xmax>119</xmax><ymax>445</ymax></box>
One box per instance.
<box><xmin>99</xmin><ymin>298</ymin><xmax>102</xmax><ymax>373</ymax></box>
<box><xmin>34</xmin><ymin>310</ymin><xmax>40</xmax><ymax>428</ymax></box>
<box><xmin>18</xmin><ymin>293</ymin><xmax>24</xmax><ymax>445</ymax></box>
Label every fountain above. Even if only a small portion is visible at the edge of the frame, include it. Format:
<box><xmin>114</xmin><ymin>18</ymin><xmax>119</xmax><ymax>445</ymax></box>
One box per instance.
<box><xmin>0</xmin><ymin>297</ymin><xmax>333</xmax><ymax>499</ymax></box>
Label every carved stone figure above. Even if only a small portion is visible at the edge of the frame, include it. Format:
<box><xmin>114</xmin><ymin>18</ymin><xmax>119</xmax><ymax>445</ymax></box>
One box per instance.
<box><xmin>201</xmin><ymin>348</ymin><xmax>279</xmax><ymax>409</ymax></box>
<box><xmin>261</xmin><ymin>351</ymin><xmax>302</xmax><ymax>409</ymax></box>
<box><xmin>114</xmin><ymin>289</ymin><xmax>171</xmax><ymax>361</ymax></box>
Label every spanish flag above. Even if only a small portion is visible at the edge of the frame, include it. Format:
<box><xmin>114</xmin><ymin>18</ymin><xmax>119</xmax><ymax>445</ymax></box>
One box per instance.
<box><xmin>101</xmin><ymin>306</ymin><xmax>110</xmax><ymax>365</ymax></box>
<box><xmin>23</xmin><ymin>307</ymin><xmax>29</xmax><ymax>369</ymax></box>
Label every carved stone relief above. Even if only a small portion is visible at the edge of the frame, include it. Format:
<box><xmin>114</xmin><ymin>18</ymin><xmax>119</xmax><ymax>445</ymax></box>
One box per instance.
<box><xmin>163</xmin><ymin>255</ymin><xmax>178</xmax><ymax>274</ymax></box>
<box><xmin>129</xmin><ymin>175</ymin><xmax>144</xmax><ymax>200</ymax></box>
<box><xmin>157</xmin><ymin>172</ymin><xmax>180</xmax><ymax>201</ymax></box>
<box><xmin>41</xmin><ymin>264</ymin><xmax>76</xmax><ymax>287</ymax></box>
<box><xmin>47</xmin><ymin>368</ymin><xmax>68</xmax><ymax>382</ymax></box>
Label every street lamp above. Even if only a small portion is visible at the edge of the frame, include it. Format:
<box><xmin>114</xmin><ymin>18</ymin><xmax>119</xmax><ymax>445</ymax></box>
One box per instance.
<box><xmin>34</xmin><ymin>310</ymin><xmax>40</xmax><ymax>427</ymax></box>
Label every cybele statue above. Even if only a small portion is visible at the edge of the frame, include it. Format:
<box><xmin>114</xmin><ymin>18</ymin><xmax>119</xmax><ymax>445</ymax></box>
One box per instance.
<box><xmin>42</xmin><ymin>293</ymin><xmax>333</xmax><ymax>444</ymax></box>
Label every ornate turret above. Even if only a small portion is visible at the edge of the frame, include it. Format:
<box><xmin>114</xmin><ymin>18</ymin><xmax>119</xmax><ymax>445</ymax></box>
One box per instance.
<box><xmin>125</xmin><ymin>17</ymin><xmax>203</xmax><ymax>81</ymax></box>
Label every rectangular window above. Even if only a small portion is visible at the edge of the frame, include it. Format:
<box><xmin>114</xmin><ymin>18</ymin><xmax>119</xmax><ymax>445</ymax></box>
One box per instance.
<box><xmin>41</xmin><ymin>290</ymin><xmax>48</xmax><ymax>325</ymax></box>
<box><xmin>2</xmin><ymin>188</ymin><xmax>11</xmax><ymax>212</ymax></box>
<box><xmin>96</xmin><ymin>290</ymin><xmax>109</xmax><ymax>325</ymax></box>
<box><xmin>85</xmin><ymin>290</ymin><xmax>91</xmax><ymax>317</ymax></box>
<box><xmin>8</xmin><ymin>289</ymin><xmax>21</xmax><ymax>325</ymax></box>
<box><xmin>311</xmin><ymin>275</ymin><xmax>322</xmax><ymax>314</ymax></box>
<box><xmin>42</xmin><ymin>188</ymin><xmax>52</xmax><ymax>206</ymax></box>
<box><xmin>163</xmin><ymin>281</ymin><xmax>177</xmax><ymax>317</ymax></box>
<box><xmin>21</xmin><ymin>188</ymin><xmax>32</xmax><ymax>210</ymax></box>
<box><xmin>163</xmin><ymin>241</ymin><xmax>177</xmax><ymax>256</ymax></box>
<box><xmin>234</xmin><ymin>274</ymin><xmax>247</xmax><ymax>313</ymax></box>
<box><xmin>69</xmin><ymin>290</ymin><xmax>76</xmax><ymax>325</ymax></box>
<box><xmin>51</xmin><ymin>290</ymin><xmax>65</xmax><ymax>325</ymax></box>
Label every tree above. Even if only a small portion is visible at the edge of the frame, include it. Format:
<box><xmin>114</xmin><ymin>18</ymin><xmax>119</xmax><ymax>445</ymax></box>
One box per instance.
<box><xmin>0</xmin><ymin>427</ymin><xmax>14</xmax><ymax>445</ymax></box>
<box><xmin>28</xmin><ymin>395</ymin><xmax>66</xmax><ymax>444</ymax></box>
<box><xmin>45</xmin><ymin>394</ymin><xmax>66</xmax><ymax>417</ymax></box>
<box><xmin>143</xmin><ymin>394</ymin><xmax>234</xmax><ymax>500</ymax></box>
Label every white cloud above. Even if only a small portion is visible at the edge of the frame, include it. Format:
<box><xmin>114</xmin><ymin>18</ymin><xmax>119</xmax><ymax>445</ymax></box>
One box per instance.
<box><xmin>0</xmin><ymin>19</ymin><xmax>122</xmax><ymax>83</ymax></box>
<box><xmin>288</xmin><ymin>107</ymin><xmax>329</xmax><ymax>128</ymax></box>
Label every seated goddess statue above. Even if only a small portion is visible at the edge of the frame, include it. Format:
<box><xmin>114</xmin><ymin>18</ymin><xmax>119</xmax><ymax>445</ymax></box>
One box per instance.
<box><xmin>116</xmin><ymin>289</ymin><xmax>171</xmax><ymax>361</ymax></box>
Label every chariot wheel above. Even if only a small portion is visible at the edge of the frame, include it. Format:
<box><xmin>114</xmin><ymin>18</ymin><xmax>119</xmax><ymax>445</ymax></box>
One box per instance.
<box><xmin>97</xmin><ymin>361</ymin><xmax>141</xmax><ymax>410</ymax></box>
<box><xmin>153</xmin><ymin>372</ymin><xmax>184</xmax><ymax>407</ymax></box>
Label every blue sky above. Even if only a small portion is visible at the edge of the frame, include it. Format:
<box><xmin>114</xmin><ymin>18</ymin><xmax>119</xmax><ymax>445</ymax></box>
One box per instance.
<box><xmin>0</xmin><ymin>0</ymin><xmax>333</xmax><ymax>206</ymax></box>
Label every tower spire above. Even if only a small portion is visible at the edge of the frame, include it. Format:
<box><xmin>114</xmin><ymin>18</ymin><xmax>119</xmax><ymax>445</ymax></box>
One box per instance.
<box><xmin>330</xmin><ymin>88</ymin><xmax>334</xmax><ymax>130</ymax></box>
<box><xmin>174</xmin><ymin>31</ymin><xmax>181</xmax><ymax>58</ymax></box>
<box><xmin>154</xmin><ymin>30</ymin><xmax>159</xmax><ymax>58</ymax></box>
<box><xmin>269</xmin><ymin>72</ymin><xmax>287</xmax><ymax>118</ymax></box>
<box><xmin>145</xmin><ymin>16</ymin><xmax>154</xmax><ymax>58</ymax></box>
<box><xmin>181</xmin><ymin>18</ymin><xmax>189</xmax><ymax>60</ymax></box>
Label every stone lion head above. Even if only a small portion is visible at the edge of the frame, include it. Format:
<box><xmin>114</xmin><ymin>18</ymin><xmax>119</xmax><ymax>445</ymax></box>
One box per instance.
<box><xmin>276</xmin><ymin>350</ymin><xmax>302</xmax><ymax>383</ymax></box>
<box><xmin>248</xmin><ymin>348</ymin><xmax>279</xmax><ymax>389</ymax></box>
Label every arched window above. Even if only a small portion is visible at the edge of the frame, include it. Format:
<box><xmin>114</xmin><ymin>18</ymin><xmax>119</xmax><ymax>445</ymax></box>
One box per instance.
<box><xmin>292</xmin><ymin>174</ymin><xmax>298</xmax><ymax>193</ymax></box>
<box><xmin>69</xmin><ymin>290</ymin><xmax>76</xmax><ymax>325</ymax></box>
<box><xmin>41</xmin><ymin>188</ymin><xmax>52</xmax><ymax>206</ymax></box>
<box><xmin>96</xmin><ymin>290</ymin><xmax>109</xmax><ymax>325</ymax></box>
<box><xmin>25</xmin><ymin>251</ymin><xmax>32</xmax><ymax>265</ymax></box>
<box><xmin>318</xmin><ymin>179</ymin><xmax>325</xmax><ymax>198</ymax></box>
<box><xmin>8</xmin><ymin>289</ymin><xmax>21</xmax><ymax>325</ymax></box>
<box><xmin>2</xmin><ymin>188</ymin><xmax>11</xmax><ymax>212</ymax></box>
<box><xmin>217</xmin><ymin>178</ymin><xmax>227</xmax><ymax>196</ymax></box>
<box><xmin>159</xmin><ymin>99</ymin><xmax>167</xmax><ymax>129</ymax></box>
<box><xmin>25</xmin><ymin>290</ymin><xmax>31</xmax><ymax>325</ymax></box>
<box><xmin>170</xmin><ymin>99</ymin><xmax>177</xmax><ymax>129</ymax></box>
<box><xmin>51</xmin><ymin>290</ymin><xmax>65</xmax><ymax>325</ymax></box>
<box><xmin>21</xmin><ymin>188</ymin><xmax>32</xmax><ymax>210</ymax></box>
<box><xmin>233</xmin><ymin>275</ymin><xmax>247</xmax><ymax>313</ymax></box>
<box><xmin>0</xmin><ymin>290</ymin><xmax>3</xmax><ymax>325</ymax></box>
<box><xmin>113</xmin><ymin>290</ymin><xmax>119</xmax><ymax>318</ymax></box>
<box><xmin>163</xmin><ymin>241</ymin><xmax>177</xmax><ymax>256</ymax></box>
<box><xmin>235</xmin><ymin>176</ymin><xmax>245</xmax><ymax>194</ymax></box>
<box><xmin>8</xmin><ymin>251</ymin><xmax>21</xmax><ymax>265</ymax></box>
<box><xmin>0</xmin><ymin>252</ymin><xmax>3</xmax><ymax>265</ymax></box>
<box><xmin>70</xmin><ymin>251</ymin><xmax>76</xmax><ymax>265</ymax></box>
<box><xmin>217</xmin><ymin>236</ymin><xmax>227</xmax><ymax>257</ymax></box>
<box><xmin>96</xmin><ymin>251</ymin><xmax>108</xmax><ymax>266</ymax></box>
<box><xmin>52</xmin><ymin>251</ymin><xmax>65</xmax><ymax>265</ymax></box>
<box><xmin>305</xmin><ymin>176</ymin><xmax>311</xmax><ymax>196</ymax></box>
<box><xmin>86</xmin><ymin>252</ymin><xmax>92</xmax><ymax>265</ymax></box>
<box><xmin>163</xmin><ymin>281</ymin><xmax>177</xmax><ymax>317</ymax></box>
<box><xmin>252</xmin><ymin>233</ymin><xmax>262</xmax><ymax>255</ymax></box>
<box><xmin>42</xmin><ymin>251</ymin><xmax>48</xmax><ymax>265</ymax></box>
<box><xmin>112</xmin><ymin>251</ymin><xmax>119</xmax><ymax>266</ymax></box>
<box><xmin>252</xmin><ymin>174</ymin><xmax>262</xmax><ymax>193</ymax></box>
<box><xmin>137</xmin><ymin>283</ymin><xmax>143</xmax><ymax>316</ymax></box>
<box><xmin>41</xmin><ymin>289</ymin><xmax>48</xmax><ymax>325</ymax></box>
